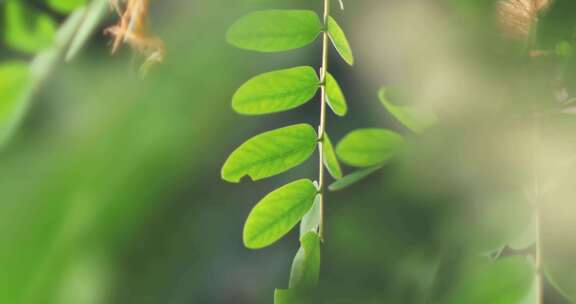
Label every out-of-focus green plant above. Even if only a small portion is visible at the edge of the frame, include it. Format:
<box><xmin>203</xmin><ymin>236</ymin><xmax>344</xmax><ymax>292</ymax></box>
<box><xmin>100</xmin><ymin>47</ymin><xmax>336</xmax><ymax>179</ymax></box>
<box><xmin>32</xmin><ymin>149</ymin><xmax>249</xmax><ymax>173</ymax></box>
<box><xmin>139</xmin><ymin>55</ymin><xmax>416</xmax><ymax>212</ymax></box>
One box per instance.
<box><xmin>221</xmin><ymin>0</ymin><xmax>354</xmax><ymax>301</ymax></box>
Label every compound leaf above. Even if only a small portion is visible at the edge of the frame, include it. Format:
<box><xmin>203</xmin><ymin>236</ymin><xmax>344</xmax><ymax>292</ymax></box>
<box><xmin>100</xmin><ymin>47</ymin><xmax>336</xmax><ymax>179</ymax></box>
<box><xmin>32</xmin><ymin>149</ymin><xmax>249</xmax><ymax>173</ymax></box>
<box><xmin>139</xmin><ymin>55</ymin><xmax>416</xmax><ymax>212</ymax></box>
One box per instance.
<box><xmin>336</xmin><ymin>128</ymin><xmax>404</xmax><ymax>167</ymax></box>
<box><xmin>227</xmin><ymin>10</ymin><xmax>322</xmax><ymax>52</ymax></box>
<box><xmin>222</xmin><ymin>124</ymin><xmax>318</xmax><ymax>182</ymax></box>
<box><xmin>243</xmin><ymin>179</ymin><xmax>318</xmax><ymax>249</ymax></box>
<box><xmin>233</xmin><ymin>66</ymin><xmax>320</xmax><ymax>115</ymax></box>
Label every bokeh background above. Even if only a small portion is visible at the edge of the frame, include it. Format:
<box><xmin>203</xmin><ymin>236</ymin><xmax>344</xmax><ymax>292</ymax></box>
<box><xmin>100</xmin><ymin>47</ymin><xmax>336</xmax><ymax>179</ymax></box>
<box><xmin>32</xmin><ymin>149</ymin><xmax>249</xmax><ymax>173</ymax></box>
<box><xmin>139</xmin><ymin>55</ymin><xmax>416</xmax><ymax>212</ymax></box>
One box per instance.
<box><xmin>2</xmin><ymin>0</ymin><xmax>576</xmax><ymax>303</ymax></box>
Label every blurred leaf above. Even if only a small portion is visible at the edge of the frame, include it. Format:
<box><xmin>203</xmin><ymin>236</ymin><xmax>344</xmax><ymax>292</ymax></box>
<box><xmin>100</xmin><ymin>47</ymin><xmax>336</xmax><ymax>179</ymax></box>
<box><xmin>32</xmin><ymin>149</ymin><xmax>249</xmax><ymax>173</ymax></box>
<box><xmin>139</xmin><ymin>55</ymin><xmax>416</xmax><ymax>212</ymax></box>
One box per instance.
<box><xmin>325</xmin><ymin>73</ymin><xmax>348</xmax><ymax>116</ymax></box>
<box><xmin>274</xmin><ymin>289</ymin><xmax>296</xmax><ymax>304</ymax></box>
<box><xmin>4</xmin><ymin>0</ymin><xmax>57</xmax><ymax>53</ymax></box>
<box><xmin>243</xmin><ymin>179</ymin><xmax>317</xmax><ymax>249</ymax></box>
<box><xmin>434</xmin><ymin>257</ymin><xmax>535</xmax><ymax>304</ymax></box>
<box><xmin>289</xmin><ymin>231</ymin><xmax>321</xmax><ymax>289</ymax></box>
<box><xmin>328</xmin><ymin>165</ymin><xmax>382</xmax><ymax>191</ymax></box>
<box><xmin>46</xmin><ymin>0</ymin><xmax>86</xmax><ymax>14</ymax></box>
<box><xmin>327</xmin><ymin>16</ymin><xmax>354</xmax><ymax>65</ymax></box>
<box><xmin>323</xmin><ymin>133</ymin><xmax>343</xmax><ymax>180</ymax></box>
<box><xmin>226</xmin><ymin>10</ymin><xmax>322</xmax><ymax>52</ymax></box>
<box><xmin>0</xmin><ymin>62</ymin><xmax>31</xmax><ymax>142</ymax></box>
<box><xmin>232</xmin><ymin>66</ymin><xmax>319</xmax><ymax>115</ymax></box>
<box><xmin>336</xmin><ymin>128</ymin><xmax>404</xmax><ymax>167</ymax></box>
<box><xmin>508</xmin><ymin>213</ymin><xmax>536</xmax><ymax>251</ymax></box>
<box><xmin>221</xmin><ymin>124</ymin><xmax>318</xmax><ymax>182</ymax></box>
<box><xmin>379</xmin><ymin>88</ymin><xmax>437</xmax><ymax>134</ymax></box>
<box><xmin>300</xmin><ymin>194</ymin><xmax>321</xmax><ymax>236</ymax></box>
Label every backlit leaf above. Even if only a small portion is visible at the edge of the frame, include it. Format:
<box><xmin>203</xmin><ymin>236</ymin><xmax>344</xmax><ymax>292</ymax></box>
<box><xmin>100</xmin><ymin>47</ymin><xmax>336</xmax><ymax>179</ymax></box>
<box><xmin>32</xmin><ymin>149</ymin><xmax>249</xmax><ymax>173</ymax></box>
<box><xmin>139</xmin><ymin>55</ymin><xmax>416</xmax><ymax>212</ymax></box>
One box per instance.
<box><xmin>325</xmin><ymin>73</ymin><xmax>347</xmax><ymax>116</ymax></box>
<box><xmin>243</xmin><ymin>179</ymin><xmax>318</xmax><ymax>249</ymax></box>
<box><xmin>323</xmin><ymin>133</ymin><xmax>343</xmax><ymax>179</ymax></box>
<box><xmin>327</xmin><ymin>16</ymin><xmax>354</xmax><ymax>65</ymax></box>
<box><xmin>300</xmin><ymin>194</ymin><xmax>321</xmax><ymax>235</ymax></box>
<box><xmin>336</xmin><ymin>129</ymin><xmax>404</xmax><ymax>167</ymax></box>
<box><xmin>222</xmin><ymin>124</ymin><xmax>318</xmax><ymax>182</ymax></box>
<box><xmin>232</xmin><ymin>66</ymin><xmax>319</xmax><ymax>115</ymax></box>
<box><xmin>227</xmin><ymin>10</ymin><xmax>322</xmax><ymax>52</ymax></box>
<box><xmin>328</xmin><ymin>166</ymin><xmax>382</xmax><ymax>191</ymax></box>
<box><xmin>378</xmin><ymin>88</ymin><xmax>437</xmax><ymax>134</ymax></box>
<box><xmin>289</xmin><ymin>231</ymin><xmax>321</xmax><ymax>289</ymax></box>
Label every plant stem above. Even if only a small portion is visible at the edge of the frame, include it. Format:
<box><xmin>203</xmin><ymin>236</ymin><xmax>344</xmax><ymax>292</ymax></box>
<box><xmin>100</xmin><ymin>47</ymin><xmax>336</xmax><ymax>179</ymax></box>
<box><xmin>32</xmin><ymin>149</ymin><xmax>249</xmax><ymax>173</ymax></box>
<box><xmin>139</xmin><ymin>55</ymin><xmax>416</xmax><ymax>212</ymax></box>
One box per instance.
<box><xmin>317</xmin><ymin>0</ymin><xmax>330</xmax><ymax>239</ymax></box>
<box><xmin>533</xmin><ymin>111</ymin><xmax>544</xmax><ymax>304</ymax></box>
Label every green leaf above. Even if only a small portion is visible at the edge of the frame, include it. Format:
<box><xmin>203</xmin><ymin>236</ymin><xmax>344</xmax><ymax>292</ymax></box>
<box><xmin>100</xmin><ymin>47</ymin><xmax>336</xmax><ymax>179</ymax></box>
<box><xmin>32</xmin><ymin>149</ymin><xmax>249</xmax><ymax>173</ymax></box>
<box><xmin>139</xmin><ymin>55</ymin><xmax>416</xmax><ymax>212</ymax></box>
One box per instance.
<box><xmin>226</xmin><ymin>10</ymin><xmax>322</xmax><ymax>52</ymax></box>
<box><xmin>243</xmin><ymin>179</ymin><xmax>318</xmax><ymax>249</ymax></box>
<box><xmin>323</xmin><ymin>133</ymin><xmax>343</xmax><ymax>179</ymax></box>
<box><xmin>378</xmin><ymin>88</ymin><xmax>438</xmax><ymax>134</ymax></box>
<box><xmin>274</xmin><ymin>289</ymin><xmax>296</xmax><ymax>304</ymax></box>
<box><xmin>300</xmin><ymin>194</ymin><xmax>321</xmax><ymax>235</ymax></box>
<box><xmin>221</xmin><ymin>124</ymin><xmax>317</xmax><ymax>182</ymax></box>
<box><xmin>289</xmin><ymin>231</ymin><xmax>321</xmax><ymax>289</ymax></box>
<box><xmin>336</xmin><ymin>129</ymin><xmax>404</xmax><ymax>167</ymax></box>
<box><xmin>46</xmin><ymin>0</ymin><xmax>87</xmax><ymax>13</ymax></box>
<box><xmin>4</xmin><ymin>0</ymin><xmax>57</xmax><ymax>53</ymax></box>
<box><xmin>328</xmin><ymin>166</ymin><xmax>382</xmax><ymax>191</ymax></box>
<box><xmin>232</xmin><ymin>66</ymin><xmax>320</xmax><ymax>115</ymax></box>
<box><xmin>435</xmin><ymin>257</ymin><xmax>534</xmax><ymax>304</ymax></box>
<box><xmin>327</xmin><ymin>16</ymin><xmax>354</xmax><ymax>65</ymax></box>
<box><xmin>325</xmin><ymin>73</ymin><xmax>348</xmax><ymax>116</ymax></box>
<box><xmin>0</xmin><ymin>62</ymin><xmax>31</xmax><ymax>140</ymax></box>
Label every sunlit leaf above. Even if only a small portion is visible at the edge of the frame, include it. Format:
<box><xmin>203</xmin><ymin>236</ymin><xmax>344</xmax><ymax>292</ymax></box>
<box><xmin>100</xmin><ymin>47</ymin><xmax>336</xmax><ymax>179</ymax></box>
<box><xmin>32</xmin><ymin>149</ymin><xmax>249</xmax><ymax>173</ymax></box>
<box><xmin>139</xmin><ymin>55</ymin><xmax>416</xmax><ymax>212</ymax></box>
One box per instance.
<box><xmin>289</xmin><ymin>231</ymin><xmax>321</xmax><ymax>289</ymax></box>
<box><xmin>221</xmin><ymin>124</ymin><xmax>317</xmax><ymax>182</ymax></box>
<box><xmin>300</xmin><ymin>194</ymin><xmax>321</xmax><ymax>235</ymax></box>
<box><xmin>226</xmin><ymin>10</ymin><xmax>322</xmax><ymax>52</ymax></box>
<box><xmin>435</xmin><ymin>257</ymin><xmax>534</xmax><ymax>304</ymax></box>
<box><xmin>327</xmin><ymin>16</ymin><xmax>354</xmax><ymax>65</ymax></box>
<box><xmin>243</xmin><ymin>179</ymin><xmax>318</xmax><ymax>249</ymax></box>
<box><xmin>0</xmin><ymin>62</ymin><xmax>31</xmax><ymax>143</ymax></box>
<box><xmin>325</xmin><ymin>73</ymin><xmax>347</xmax><ymax>116</ymax></box>
<box><xmin>4</xmin><ymin>0</ymin><xmax>57</xmax><ymax>53</ymax></box>
<box><xmin>323</xmin><ymin>133</ymin><xmax>343</xmax><ymax>179</ymax></box>
<box><xmin>274</xmin><ymin>289</ymin><xmax>296</xmax><ymax>304</ymax></box>
<box><xmin>378</xmin><ymin>88</ymin><xmax>437</xmax><ymax>134</ymax></box>
<box><xmin>232</xmin><ymin>66</ymin><xmax>320</xmax><ymax>115</ymax></box>
<box><xmin>328</xmin><ymin>166</ymin><xmax>382</xmax><ymax>191</ymax></box>
<box><xmin>46</xmin><ymin>0</ymin><xmax>87</xmax><ymax>13</ymax></box>
<box><xmin>336</xmin><ymin>128</ymin><xmax>404</xmax><ymax>167</ymax></box>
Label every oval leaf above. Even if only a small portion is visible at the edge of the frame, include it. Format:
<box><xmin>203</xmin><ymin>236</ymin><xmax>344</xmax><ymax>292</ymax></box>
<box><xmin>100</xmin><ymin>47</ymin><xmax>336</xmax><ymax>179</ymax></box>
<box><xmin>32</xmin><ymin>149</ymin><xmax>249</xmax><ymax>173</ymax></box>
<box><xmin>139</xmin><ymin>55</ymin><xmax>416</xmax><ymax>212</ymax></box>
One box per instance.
<box><xmin>327</xmin><ymin>16</ymin><xmax>354</xmax><ymax>65</ymax></box>
<box><xmin>328</xmin><ymin>166</ymin><xmax>383</xmax><ymax>191</ymax></box>
<box><xmin>325</xmin><ymin>73</ymin><xmax>348</xmax><ymax>116</ymax></box>
<box><xmin>226</xmin><ymin>10</ymin><xmax>322</xmax><ymax>52</ymax></box>
<box><xmin>4</xmin><ymin>0</ymin><xmax>57</xmax><ymax>53</ymax></box>
<box><xmin>379</xmin><ymin>88</ymin><xmax>437</xmax><ymax>134</ymax></box>
<box><xmin>336</xmin><ymin>129</ymin><xmax>404</xmax><ymax>167</ymax></box>
<box><xmin>300</xmin><ymin>194</ymin><xmax>321</xmax><ymax>235</ymax></box>
<box><xmin>289</xmin><ymin>231</ymin><xmax>321</xmax><ymax>289</ymax></box>
<box><xmin>243</xmin><ymin>179</ymin><xmax>318</xmax><ymax>249</ymax></box>
<box><xmin>233</xmin><ymin>66</ymin><xmax>320</xmax><ymax>115</ymax></box>
<box><xmin>323</xmin><ymin>133</ymin><xmax>343</xmax><ymax>179</ymax></box>
<box><xmin>435</xmin><ymin>257</ymin><xmax>534</xmax><ymax>304</ymax></box>
<box><xmin>222</xmin><ymin>124</ymin><xmax>317</xmax><ymax>182</ymax></box>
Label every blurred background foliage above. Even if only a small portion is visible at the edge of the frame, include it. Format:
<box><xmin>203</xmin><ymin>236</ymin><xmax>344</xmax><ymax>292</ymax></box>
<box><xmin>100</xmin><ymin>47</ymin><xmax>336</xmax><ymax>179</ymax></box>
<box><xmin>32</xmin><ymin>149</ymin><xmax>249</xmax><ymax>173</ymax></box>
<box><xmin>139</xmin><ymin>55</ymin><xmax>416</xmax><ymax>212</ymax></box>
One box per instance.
<box><xmin>2</xmin><ymin>0</ymin><xmax>576</xmax><ymax>303</ymax></box>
